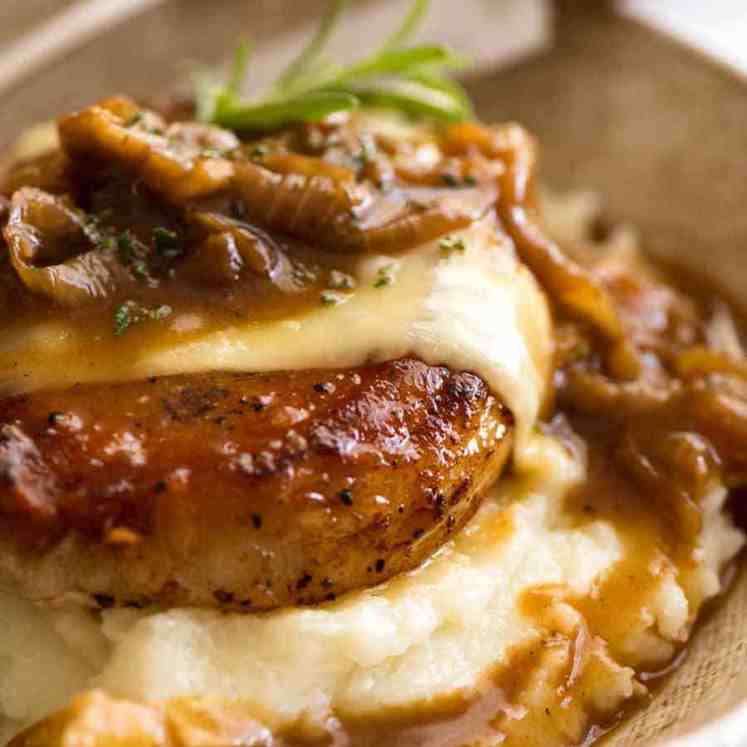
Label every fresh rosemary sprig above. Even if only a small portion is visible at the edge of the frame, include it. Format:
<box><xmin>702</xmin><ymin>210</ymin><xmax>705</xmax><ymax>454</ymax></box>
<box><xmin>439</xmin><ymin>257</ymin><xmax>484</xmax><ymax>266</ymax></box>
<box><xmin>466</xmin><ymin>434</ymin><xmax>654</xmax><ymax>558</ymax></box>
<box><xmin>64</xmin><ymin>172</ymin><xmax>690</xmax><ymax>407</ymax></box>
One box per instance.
<box><xmin>196</xmin><ymin>0</ymin><xmax>472</xmax><ymax>132</ymax></box>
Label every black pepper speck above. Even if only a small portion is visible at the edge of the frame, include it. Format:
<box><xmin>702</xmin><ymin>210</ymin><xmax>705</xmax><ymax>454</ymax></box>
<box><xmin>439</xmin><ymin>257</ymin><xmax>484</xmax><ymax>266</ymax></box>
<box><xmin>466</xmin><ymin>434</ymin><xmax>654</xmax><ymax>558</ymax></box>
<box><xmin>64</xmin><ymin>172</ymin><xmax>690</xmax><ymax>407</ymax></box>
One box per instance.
<box><xmin>339</xmin><ymin>489</ymin><xmax>353</xmax><ymax>506</ymax></box>
<box><xmin>297</xmin><ymin>573</ymin><xmax>312</xmax><ymax>590</ymax></box>
<box><xmin>94</xmin><ymin>594</ymin><xmax>115</xmax><ymax>609</ymax></box>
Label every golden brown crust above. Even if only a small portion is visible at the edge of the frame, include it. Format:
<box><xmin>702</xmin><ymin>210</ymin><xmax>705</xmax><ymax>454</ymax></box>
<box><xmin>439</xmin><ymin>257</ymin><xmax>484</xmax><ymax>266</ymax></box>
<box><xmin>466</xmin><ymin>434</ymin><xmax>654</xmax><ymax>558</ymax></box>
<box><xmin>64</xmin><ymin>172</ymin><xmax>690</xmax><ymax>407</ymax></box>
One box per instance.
<box><xmin>0</xmin><ymin>358</ymin><xmax>513</xmax><ymax>610</ymax></box>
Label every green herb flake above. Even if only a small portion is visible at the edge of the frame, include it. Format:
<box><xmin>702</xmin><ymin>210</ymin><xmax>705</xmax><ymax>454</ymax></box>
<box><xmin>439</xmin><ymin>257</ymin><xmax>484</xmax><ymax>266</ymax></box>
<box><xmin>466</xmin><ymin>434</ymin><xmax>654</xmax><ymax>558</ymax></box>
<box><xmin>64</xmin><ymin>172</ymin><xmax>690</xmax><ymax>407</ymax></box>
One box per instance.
<box><xmin>571</xmin><ymin>339</ymin><xmax>592</xmax><ymax>361</ymax></box>
<box><xmin>149</xmin><ymin>304</ymin><xmax>173</xmax><ymax>321</ymax></box>
<box><xmin>355</xmin><ymin>133</ymin><xmax>378</xmax><ymax>167</ymax></box>
<box><xmin>125</xmin><ymin>111</ymin><xmax>144</xmax><ymax>128</ymax></box>
<box><xmin>202</xmin><ymin>147</ymin><xmax>228</xmax><ymax>159</ymax></box>
<box><xmin>373</xmin><ymin>264</ymin><xmax>395</xmax><ymax>288</ymax></box>
<box><xmin>116</xmin><ymin>231</ymin><xmax>134</xmax><ymax>265</ymax></box>
<box><xmin>113</xmin><ymin>303</ymin><xmax>132</xmax><ymax>336</ymax></box>
<box><xmin>439</xmin><ymin>235</ymin><xmax>466</xmax><ymax>255</ymax></box>
<box><xmin>153</xmin><ymin>227</ymin><xmax>182</xmax><ymax>259</ymax></box>
<box><xmin>250</xmin><ymin>144</ymin><xmax>270</xmax><ymax>159</ymax></box>
<box><xmin>116</xmin><ymin>231</ymin><xmax>149</xmax><ymax>281</ymax></box>
<box><xmin>113</xmin><ymin>301</ymin><xmax>172</xmax><ymax>337</ymax></box>
<box><xmin>131</xmin><ymin>260</ymin><xmax>149</xmax><ymax>282</ymax></box>
<box><xmin>328</xmin><ymin>269</ymin><xmax>356</xmax><ymax>290</ymax></box>
<box><xmin>320</xmin><ymin>290</ymin><xmax>345</xmax><ymax>306</ymax></box>
<box><xmin>440</xmin><ymin>172</ymin><xmax>476</xmax><ymax>188</ymax></box>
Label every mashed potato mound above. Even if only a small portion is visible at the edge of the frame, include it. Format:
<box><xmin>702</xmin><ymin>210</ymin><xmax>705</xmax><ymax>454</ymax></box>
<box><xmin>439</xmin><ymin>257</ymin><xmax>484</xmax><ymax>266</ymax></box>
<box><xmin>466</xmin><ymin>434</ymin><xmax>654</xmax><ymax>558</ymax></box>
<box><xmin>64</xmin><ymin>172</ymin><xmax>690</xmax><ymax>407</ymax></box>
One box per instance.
<box><xmin>1</xmin><ymin>434</ymin><xmax>743</xmax><ymax>745</ymax></box>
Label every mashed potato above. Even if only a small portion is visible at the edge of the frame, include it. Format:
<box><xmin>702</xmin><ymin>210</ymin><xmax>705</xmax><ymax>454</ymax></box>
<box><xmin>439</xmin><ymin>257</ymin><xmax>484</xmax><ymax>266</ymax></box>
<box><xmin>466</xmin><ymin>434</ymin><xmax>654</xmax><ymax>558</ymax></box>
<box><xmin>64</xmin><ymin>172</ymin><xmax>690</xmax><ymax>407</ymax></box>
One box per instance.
<box><xmin>1</xmin><ymin>434</ymin><xmax>743</xmax><ymax>745</ymax></box>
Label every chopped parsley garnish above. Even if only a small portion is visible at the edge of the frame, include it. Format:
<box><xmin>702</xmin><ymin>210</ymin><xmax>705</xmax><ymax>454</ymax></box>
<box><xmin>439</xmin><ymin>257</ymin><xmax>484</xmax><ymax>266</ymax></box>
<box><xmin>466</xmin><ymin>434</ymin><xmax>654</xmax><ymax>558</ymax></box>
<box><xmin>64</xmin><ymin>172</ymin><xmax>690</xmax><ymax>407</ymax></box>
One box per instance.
<box><xmin>320</xmin><ymin>290</ymin><xmax>345</xmax><ymax>306</ymax></box>
<box><xmin>194</xmin><ymin>0</ymin><xmax>472</xmax><ymax>132</ymax></box>
<box><xmin>47</xmin><ymin>411</ymin><xmax>65</xmax><ymax>425</ymax></box>
<box><xmin>124</xmin><ymin>111</ymin><xmax>144</xmax><ymax>128</ymax></box>
<box><xmin>116</xmin><ymin>231</ymin><xmax>134</xmax><ymax>265</ymax></box>
<box><xmin>113</xmin><ymin>303</ymin><xmax>132</xmax><ymax>336</ymax></box>
<box><xmin>250</xmin><ymin>144</ymin><xmax>270</xmax><ymax>159</ymax></box>
<box><xmin>355</xmin><ymin>133</ymin><xmax>378</xmax><ymax>168</ymax></box>
<box><xmin>150</xmin><ymin>304</ymin><xmax>173</xmax><ymax>321</ymax></box>
<box><xmin>439</xmin><ymin>235</ymin><xmax>466</xmax><ymax>255</ymax></box>
<box><xmin>113</xmin><ymin>301</ymin><xmax>172</xmax><ymax>336</ymax></box>
<box><xmin>202</xmin><ymin>147</ymin><xmax>228</xmax><ymax>159</ymax></box>
<box><xmin>328</xmin><ymin>269</ymin><xmax>356</xmax><ymax>290</ymax></box>
<box><xmin>571</xmin><ymin>339</ymin><xmax>592</xmax><ymax>361</ymax></box>
<box><xmin>441</xmin><ymin>172</ymin><xmax>476</xmax><ymax>188</ymax></box>
<box><xmin>131</xmin><ymin>260</ymin><xmax>149</xmax><ymax>282</ymax></box>
<box><xmin>373</xmin><ymin>264</ymin><xmax>395</xmax><ymax>288</ymax></box>
<box><xmin>153</xmin><ymin>227</ymin><xmax>183</xmax><ymax>259</ymax></box>
<box><xmin>115</xmin><ymin>231</ymin><xmax>149</xmax><ymax>281</ymax></box>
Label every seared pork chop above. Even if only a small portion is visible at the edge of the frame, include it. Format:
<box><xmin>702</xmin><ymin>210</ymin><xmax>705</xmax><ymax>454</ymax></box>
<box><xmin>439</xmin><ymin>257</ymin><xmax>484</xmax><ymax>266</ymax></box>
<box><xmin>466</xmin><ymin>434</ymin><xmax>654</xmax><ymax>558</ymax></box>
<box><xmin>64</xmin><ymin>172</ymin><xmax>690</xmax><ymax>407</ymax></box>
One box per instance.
<box><xmin>0</xmin><ymin>359</ymin><xmax>513</xmax><ymax>610</ymax></box>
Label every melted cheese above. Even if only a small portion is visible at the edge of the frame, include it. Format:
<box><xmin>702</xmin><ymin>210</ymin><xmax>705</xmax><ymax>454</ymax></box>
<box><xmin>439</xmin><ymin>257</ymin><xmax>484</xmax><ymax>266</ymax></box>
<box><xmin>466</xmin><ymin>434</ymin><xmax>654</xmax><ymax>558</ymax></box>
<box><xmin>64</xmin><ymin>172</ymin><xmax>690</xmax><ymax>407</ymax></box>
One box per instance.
<box><xmin>0</xmin><ymin>217</ymin><xmax>552</xmax><ymax>452</ymax></box>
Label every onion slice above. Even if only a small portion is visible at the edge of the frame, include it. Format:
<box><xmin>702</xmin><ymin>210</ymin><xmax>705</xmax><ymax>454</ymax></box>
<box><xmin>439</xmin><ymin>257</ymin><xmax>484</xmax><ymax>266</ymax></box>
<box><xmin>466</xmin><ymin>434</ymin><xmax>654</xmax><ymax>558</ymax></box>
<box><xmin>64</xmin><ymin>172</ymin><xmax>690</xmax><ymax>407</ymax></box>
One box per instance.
<box><xmin>3</xmin><ymin>187</ymin><xmax>126</xmax><ymax>306</ymax></box>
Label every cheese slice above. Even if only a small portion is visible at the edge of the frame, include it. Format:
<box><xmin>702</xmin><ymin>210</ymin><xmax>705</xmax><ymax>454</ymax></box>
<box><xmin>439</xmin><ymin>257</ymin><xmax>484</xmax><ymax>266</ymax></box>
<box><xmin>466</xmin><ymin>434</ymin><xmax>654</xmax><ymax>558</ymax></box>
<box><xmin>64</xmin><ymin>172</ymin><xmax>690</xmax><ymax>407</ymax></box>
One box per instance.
<box><xmin>0</xmin><ymin>216</ymin><xmax>552</xmax><ymax>453</ymax></box>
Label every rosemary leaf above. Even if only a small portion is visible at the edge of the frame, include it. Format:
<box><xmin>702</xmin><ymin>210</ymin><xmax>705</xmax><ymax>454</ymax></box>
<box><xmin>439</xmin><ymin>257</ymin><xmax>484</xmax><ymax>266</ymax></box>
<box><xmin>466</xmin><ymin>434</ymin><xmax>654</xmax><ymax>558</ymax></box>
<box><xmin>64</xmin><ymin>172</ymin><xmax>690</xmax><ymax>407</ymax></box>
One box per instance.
<box><xmin>381</xmin><ymin>0</ymin><xmax>430</xmax><ymax>51</ymax></box>
<box><xmin>217</xmin><ymin>91</ymin><xmax>359</xmax><ymax>131</ymax></box>
<box><xmin>276</xmin><ymin>0</ymin><xmax>349</xmax><ymax>91</ymax></box>
<box><xmin>200</xmin><ymin>0</ymin><xmax>472</xmax><ymax>132</ymax></box>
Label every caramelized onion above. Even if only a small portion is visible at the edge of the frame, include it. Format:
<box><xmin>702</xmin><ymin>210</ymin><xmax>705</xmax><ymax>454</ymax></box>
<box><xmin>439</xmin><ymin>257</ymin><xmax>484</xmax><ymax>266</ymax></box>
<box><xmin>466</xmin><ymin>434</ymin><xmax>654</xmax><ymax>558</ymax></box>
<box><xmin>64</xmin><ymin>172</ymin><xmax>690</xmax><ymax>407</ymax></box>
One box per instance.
<box><xmin>558</xmin><ymin>369</ymin><xmax>674</xmax><ymax>416</ymax></box>
<box><xmin>3</xmin><ymin>187</ymin><xmax>126</xmax><ymax>306</ymax></box>
<box><xmin>1</xmin><ymin>150</ymin><xmax>71</xmax><ymax>197</ymax></box>
<box><xmin>183</xmin><ymin>211</ymin><xmax>295</xmax><ymax>289</ymax></box>
<box><xmin>59</xmin><ymin>99</ymin><xmax>495</xmax><ymax>254</ymax></box>
<box><xmin>233</xmin><ymin>160</ymin><xmax>492</xmax><ymax>253</ymax></box>
<box><xmin>686</xmin><ymin>383</ymin><xmax>747</xmax><ymax>469</ymax></box>
<box><xmin>260</xmin><ymin>152</ymin><xmax>357</xmax><ymax>184</ymax></box>
<box><xmin>675</xmin><ymin>345</ymin><xmax>747</xmax><ymax>380</ymax></box>
<box><xmin>59</xmin><ymin>97</ymin><xmax>237</xmax><ymax>203</ymax></box>
<box><xmin>503</xmin><ymin>205</ymin><xmax>625</xmax><ymax>341</ymax></box>
<box><xmin>560</xmin><ymin>367</ymin><xmax>747</xmax><ymax>479</ymax></box>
